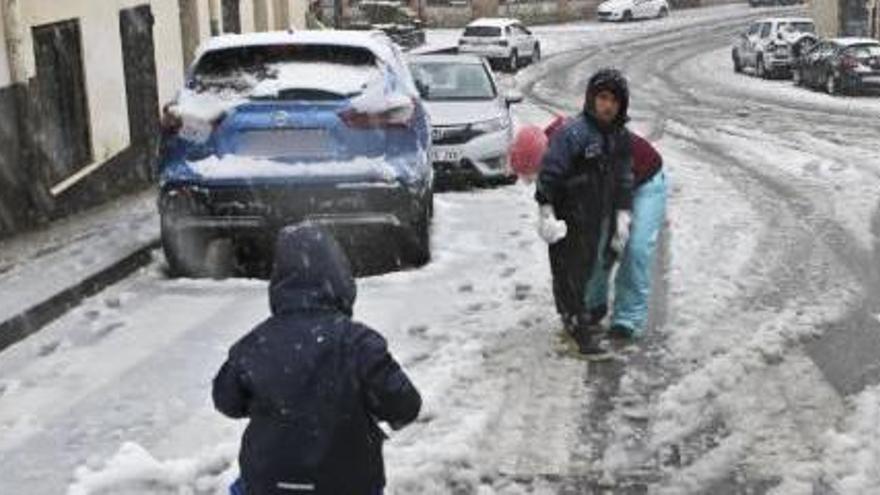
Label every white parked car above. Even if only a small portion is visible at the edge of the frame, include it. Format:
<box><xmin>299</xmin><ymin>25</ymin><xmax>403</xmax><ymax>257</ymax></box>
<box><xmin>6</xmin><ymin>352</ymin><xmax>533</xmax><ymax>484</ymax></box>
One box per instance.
<box><xmin>597</xmin><ymin>0</ymin><xmax>670</xmax><ymax>22</ymax></box>
<box><xmin>457</xmin><ymin>18</ymin><xmax>541</xmax><ymax>72</ymax></box>
<box><xmin>409</xmin><ymin>54</ymin><xmax>523</xmax><ymax>186</ymax></box>
<box><xmin>732</xmin><ymin>17</ymin><xmax>816</xmax><ymax>78</ymax></box>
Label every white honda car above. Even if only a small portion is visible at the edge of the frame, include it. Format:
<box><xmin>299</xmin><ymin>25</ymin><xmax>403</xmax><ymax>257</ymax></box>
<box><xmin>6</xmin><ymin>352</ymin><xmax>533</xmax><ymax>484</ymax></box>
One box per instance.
<box><xmin>597</xmin><ymin>0</ymin><xmax>670</xmax><ymax>22</ymax></box>
<box><xmin>409</xmin><ymin>54</ymin><xmax>523</xmax><ymax>187</ymax></box>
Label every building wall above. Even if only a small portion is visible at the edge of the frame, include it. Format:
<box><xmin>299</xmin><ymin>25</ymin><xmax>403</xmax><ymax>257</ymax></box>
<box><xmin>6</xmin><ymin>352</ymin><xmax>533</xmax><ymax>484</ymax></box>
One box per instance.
<box><xmin>0</xmin><ymin>1</ymin><xmax>10</xmax><ymax>87</ymax></box>
<box><xmin>811</xmin><ymin>0</ymin><xmax>840</xmax><ymax>37</ymax></box>
<box><xmin>13</xmin><ymin>0</ymin><xmax>185</xmax><ymax>170</ymax></box>
<box><xmin>0</xmin><ymin>0</ymin><xmax>26</xmax><ymax>234</ymax></box>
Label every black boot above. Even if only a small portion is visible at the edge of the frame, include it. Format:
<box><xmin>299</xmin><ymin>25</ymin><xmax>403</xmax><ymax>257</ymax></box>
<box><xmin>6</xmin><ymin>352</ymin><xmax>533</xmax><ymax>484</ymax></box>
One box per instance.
<box><xmin>572</xmin><ymin>317</ymin><xmax>608</xmax><ymax>356</ymax></box>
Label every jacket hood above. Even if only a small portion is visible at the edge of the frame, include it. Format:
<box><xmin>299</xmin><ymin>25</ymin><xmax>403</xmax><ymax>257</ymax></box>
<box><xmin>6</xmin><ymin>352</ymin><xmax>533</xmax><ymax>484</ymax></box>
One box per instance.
<box><xmin>584</xmin><ymin>68</ymin><xmax>630</xmax><ymax>130</ymax></box>
<box><xmin>269</xmin><ymin>224</ymin><xmax>356</xmax><ymax>317</ymax></box>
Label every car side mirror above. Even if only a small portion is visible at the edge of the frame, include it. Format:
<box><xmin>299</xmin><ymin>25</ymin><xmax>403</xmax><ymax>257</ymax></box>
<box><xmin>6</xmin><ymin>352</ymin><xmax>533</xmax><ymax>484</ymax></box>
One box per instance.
<box><xmin>505</xmin><ymin>90</ymin><xmax>524</xmax><ymax>106</ymax></box>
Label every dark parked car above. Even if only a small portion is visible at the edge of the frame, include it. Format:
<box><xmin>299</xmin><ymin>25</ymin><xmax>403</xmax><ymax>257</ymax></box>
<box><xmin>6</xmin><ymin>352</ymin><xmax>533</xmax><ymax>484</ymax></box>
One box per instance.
<box><xmin>158</xmin><ymin>31</ymin><xmax>433</xmax><ymax>277</ymax></box>
<box><xmin>347</xmin><ymin>1</ymin><xmax>426</xmax><ymax>50</ymax></box>
<box><xmin>793</xmin><ymin>38</ymin><xmax>880</xmax><ymax>95</ymax></box>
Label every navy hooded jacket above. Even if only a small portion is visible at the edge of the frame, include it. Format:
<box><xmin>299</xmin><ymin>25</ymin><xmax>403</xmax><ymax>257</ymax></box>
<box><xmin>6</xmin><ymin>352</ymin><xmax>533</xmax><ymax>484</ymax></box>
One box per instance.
<box><xmin>212</xmin><ymin>224</ymin><xmax>422</xmax><ymax>495</ymax></box>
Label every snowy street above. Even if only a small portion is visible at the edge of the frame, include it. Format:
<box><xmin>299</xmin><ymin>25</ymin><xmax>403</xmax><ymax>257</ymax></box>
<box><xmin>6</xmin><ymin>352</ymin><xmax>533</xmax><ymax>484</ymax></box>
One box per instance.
<box><xmin>2</xmin><ymin>4</ymin><xmax>880</xmax><ymax>494</ymax></box>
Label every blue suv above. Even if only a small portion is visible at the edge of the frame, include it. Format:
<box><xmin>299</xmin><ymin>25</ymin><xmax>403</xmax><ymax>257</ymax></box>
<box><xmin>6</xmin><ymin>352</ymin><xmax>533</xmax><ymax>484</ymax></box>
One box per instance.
<box><xmin>158</xmin><ymin>32</ymin><xmax>433</xmax><ymax>276</ymax></box>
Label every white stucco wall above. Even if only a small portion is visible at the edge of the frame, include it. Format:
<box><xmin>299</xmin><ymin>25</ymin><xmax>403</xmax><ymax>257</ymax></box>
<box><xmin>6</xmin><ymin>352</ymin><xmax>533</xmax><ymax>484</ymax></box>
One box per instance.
<box><xmin>811</xmin><ymin>0</ymin><xmax>841</xmax><ymax>37</ymax></box>
<box><xmin>0</xmin><ymin>0</ymin><xmax>11</xmax><ymax>87</ymax></box>
<box><xmin>15</xmin><ymin>0</ymin><xmax>186</xmax><ymax>169</ymax></box>
<box><xmin>240</xmin><ymin>0</ymin><xmax>256</xmax><ymax>32</ymax></box>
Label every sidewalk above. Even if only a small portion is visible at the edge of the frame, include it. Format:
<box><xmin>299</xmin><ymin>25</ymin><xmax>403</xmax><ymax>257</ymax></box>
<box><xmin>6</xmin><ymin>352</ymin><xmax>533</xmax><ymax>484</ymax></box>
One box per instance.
<box><xmin>0</xmin><ymin>189</ymin><xmax>160</xmax><ymax>351</ymax></box>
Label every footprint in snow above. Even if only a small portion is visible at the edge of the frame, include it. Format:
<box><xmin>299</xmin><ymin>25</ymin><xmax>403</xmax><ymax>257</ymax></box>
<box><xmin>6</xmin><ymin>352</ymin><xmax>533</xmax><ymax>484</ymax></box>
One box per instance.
<box><xmin>37</xmin><ymin>340</ymin><xmax>61</xmax><ymax>358</ymax></box>
<box><xmin>513</xmin><ymin>284</ymin><xmax>532</xmax><ymax>301</ymax></box>
<box><xmin>407</xmin><ymin>325</ymin><xmax>429</xmax><ymax>337</ymax></box>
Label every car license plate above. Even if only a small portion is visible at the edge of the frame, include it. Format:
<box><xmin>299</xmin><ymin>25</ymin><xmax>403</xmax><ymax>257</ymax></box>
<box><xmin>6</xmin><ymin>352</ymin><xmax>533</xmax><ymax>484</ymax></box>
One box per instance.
<box><xmin>237</xmin><ymin>129</ymin><xmax>332</xmax><ymax>158</ymax></box>
<box><xmin>431</xmin><ymin>149</ymin><xmax>462</xmax><ymax>163</ymax></box>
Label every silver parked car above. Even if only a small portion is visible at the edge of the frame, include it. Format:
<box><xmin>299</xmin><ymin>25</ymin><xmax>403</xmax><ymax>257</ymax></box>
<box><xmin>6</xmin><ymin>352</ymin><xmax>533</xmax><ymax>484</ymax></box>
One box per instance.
<box><xmin>409</xmin><ymin>54</ymin><xmax>523</xmax><ymax>187</ymax></box>
<box><xmin>732</xmin><ymin>17</ymin><xmax>816</xmax><ymax>78</ymax></box>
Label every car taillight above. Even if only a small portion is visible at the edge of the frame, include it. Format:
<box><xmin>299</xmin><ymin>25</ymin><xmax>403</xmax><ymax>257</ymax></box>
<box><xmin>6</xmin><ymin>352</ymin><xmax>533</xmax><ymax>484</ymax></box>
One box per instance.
<box><xmin>339</xmin><ymin>99</ymin><xmax>415</xmax><ymax>129</ymax></box>
<box><xmin>161</xmin><ymin>103</ymin><xmax>183</xmax><ymax>134</ymax></box>
<box><xmin>840</xmin><ymin>56</ymin><xmax>859</xmax><ymax>71</ymax></box>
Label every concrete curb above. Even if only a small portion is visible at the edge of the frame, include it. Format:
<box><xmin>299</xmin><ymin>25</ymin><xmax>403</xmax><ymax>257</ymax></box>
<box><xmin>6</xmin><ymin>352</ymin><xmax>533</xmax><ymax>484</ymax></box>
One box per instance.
<box><xmin>0</xmin><ymin>238</ymin><xmax>160</xmax><ymax>352</ymax></box>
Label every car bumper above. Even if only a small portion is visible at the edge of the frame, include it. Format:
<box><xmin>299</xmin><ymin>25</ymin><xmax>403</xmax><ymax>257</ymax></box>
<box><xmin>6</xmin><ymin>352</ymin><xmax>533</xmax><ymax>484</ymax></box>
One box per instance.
<box><xmin>839</xmin><ymin>73</ymin><xmax>880</xmax><ymax>93</ymax></box>
<box><xmin>431</xmin><ymin>128</ymin><xmax>512</xmax><ymax>180</ymax></box>
<box><xmin>459</xmin><ymin>45</ymin><xmax>510</xmax><ymax>59</ymax></box>
<box><xmin>767</xmin><ymin>54</ymin><xmax>793</xmax><ymax>70</ymax></box>
<box><xmin>597</xmin><ymin>10</ymin><xmax>623</xmax><ymax>21</ymax></box>
<box><xmin>159</xmin><ymin>180</ymin><xmax>425</xmax><ymax>236</ymax></box>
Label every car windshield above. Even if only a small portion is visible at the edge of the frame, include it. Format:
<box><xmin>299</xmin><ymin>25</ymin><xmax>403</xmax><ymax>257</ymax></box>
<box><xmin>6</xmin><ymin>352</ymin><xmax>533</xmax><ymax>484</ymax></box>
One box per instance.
<box><xmin>846</xmin><ymin>44</ymin><xmax>880</xmax><ymax>59</ymax></box>
<box><xmin>191</xmin><ymin>44</ymin><xmax>379</xmax><ymax>96</ymax></box>
<box><xmin>411</xmin><ymin>62</ymin><xmax>496</xmax><ymax>101</ymax></box>
<box><xmin>464</xmin><ymin>26</ymin><xmax>502</xmax><ymax>37</ymax></box>
<box><xmin>779</xmin><ymin>22</ymin><xmax>815</xmax><ymax>34</ymax></box>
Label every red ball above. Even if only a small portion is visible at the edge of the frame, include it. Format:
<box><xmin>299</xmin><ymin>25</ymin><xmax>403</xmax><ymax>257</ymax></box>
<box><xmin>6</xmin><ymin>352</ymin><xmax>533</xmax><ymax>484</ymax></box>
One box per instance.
<box><xmin>509</xmin><ymin>125</ymin><xmax>549</xmax><ymax>178</ymax></box>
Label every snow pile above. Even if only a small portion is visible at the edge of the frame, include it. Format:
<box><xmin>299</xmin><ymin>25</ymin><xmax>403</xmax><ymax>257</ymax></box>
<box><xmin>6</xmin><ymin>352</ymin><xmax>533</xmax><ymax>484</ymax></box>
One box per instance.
<box><xmin>68</xmin><ymin>442</ymin><xmax>238</xmax><ymax>495</ymax></box>
<box><xmin>173</xmin><ymin>62</ymin><xmax>383</xmax><ymax>144</ymax></box>
<box><xmin>817</xmin><ymin>384</ymin><xmax>880</xmax><ymax>493</ymax></box>
<box><xmin>190</xmin><ymin>155</ymin><xmax>399</xmax><ymax>181</ymax></box>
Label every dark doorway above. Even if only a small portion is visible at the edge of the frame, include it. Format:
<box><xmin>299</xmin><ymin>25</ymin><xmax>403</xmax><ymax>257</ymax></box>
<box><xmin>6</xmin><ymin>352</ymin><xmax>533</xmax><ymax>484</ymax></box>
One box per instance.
<box><xmin>32</xmin><ymin>19</ymin><xmax>92</xmax><ymax>187</ymax></box>
<box><xmin>223</xmin><ymin>0</ymin><xmax>242</xmax><ymax>33</ymax></box>
<box><xmin>120</xmin><ymin>4</ymin><xmax>160</xmax><ymax>181</ymax></box>
<box><xmin>841</xmin><ymin>0</ymin><xmax>869</xmax><ymax>36</ymax></box>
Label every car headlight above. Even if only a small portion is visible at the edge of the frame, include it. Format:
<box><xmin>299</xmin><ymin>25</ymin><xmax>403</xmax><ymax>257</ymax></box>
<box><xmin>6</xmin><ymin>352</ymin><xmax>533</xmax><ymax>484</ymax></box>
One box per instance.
<box><xmin>470</xmin><ymin>116</ymin><xmax>509</xmax><ymax>134</ymax></box>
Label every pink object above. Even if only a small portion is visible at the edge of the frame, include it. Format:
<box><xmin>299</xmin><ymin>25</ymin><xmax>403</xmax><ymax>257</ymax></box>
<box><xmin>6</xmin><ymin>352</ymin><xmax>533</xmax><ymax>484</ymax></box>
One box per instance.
<box><xmin>509</xmin><ymin>125</ymin><xmax>549</xmax><ymax>178</ymax></box>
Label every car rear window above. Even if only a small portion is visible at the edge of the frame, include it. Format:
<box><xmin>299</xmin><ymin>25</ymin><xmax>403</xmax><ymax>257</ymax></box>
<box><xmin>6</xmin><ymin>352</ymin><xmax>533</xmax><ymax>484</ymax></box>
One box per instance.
<box><xmin>191</xmin><ymin>44</ymin><xmax>380</xmax><ymax>98</ymax></box>
<box><xmin>779</xmin><ymin>22</ymin><xmax>815</xmax><ymax>34</ymax></box>
<box><xmin>411</xmin><ymin>62</ymin><xmax>496</xmax><ymax>101</ymax></box>
<box><xmin>464</xmin><ymin>26</ymin><xmax>502</xmax><ymax>37</ymax></box>
<box><xmin>845</xmin><ymin>44</ymin><xmax>880</xmax><ymax>59</ymax></box>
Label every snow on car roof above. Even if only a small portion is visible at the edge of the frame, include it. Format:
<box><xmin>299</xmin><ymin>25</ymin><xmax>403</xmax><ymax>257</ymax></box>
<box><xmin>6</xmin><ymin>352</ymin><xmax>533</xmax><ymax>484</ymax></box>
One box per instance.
<box><xmin>467</xmin><ymin>18</ymin><xmax>521</xmax><ymax>28</ymax></box>
<box><xmin>409</xmin><ymin>54</ymin><xmax>485</xmax><ymax>64</ymax></box>
<box><xmin>832</xmin><ymin>37</ymin><xmax>880</xmax><ymax>47</ymax></box>
<box><xmin>194</xmin><ymin>30</ymin><xmax>396</xmax><ymax>65</ymax></box>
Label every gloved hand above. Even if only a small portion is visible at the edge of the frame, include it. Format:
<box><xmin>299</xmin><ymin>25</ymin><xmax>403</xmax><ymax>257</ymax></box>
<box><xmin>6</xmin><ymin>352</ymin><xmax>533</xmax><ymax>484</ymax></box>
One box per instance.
<box><xmin>611</xmin><ymin>210</ymin><xmax>633</xmax><ymax>255</ymax></box>
<box><xmin>537</xmin><ymin>205</ymin><xmax>568</xmax><ymax>244</ymax></box>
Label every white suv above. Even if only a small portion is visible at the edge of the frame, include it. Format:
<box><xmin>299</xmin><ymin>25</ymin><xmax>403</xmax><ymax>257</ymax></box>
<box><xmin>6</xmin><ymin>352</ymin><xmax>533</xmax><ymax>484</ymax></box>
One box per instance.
<box><xmin>732</xmin><ymin>17</ymin><xmax>816</xmax><ymax>78</ymax></box>
<box><xmin>597</xmin><ymin>0</ymin><xmax>670</xmax><ymax>22</ymax></box>
<box><xmin>458</xmin><ymin>18</ymin><xmax>541</xmax><ymax>72</ymax></box>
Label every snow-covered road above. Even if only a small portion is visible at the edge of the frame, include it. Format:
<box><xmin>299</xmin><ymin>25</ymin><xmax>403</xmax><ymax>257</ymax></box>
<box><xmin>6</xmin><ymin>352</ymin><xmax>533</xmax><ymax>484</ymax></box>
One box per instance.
<box><xmin>2</xmin><ymin>5</ymin><xmax>880</xmax><ymax>494</ymax></box>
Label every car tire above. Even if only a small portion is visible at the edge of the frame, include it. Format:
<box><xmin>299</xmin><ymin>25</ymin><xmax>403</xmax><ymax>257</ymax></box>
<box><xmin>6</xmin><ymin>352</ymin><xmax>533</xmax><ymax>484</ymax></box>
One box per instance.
<box><xmin>162</xmin><ymin>216</ymin><xmax>210</xmax><ymax>278</ymax></box>
<box><xmin>508</xmin><ymin>50</ymin><xmax>519</xmax><ymax>73</ymax></box>
<box><xmin>658</xmin><ymin>6</ymin><xmax>669</xmax><ymax>18</ymax></box>
<box><xmin>792</xmin><ymin>68</ymin><xmax>803</xmax><ymax>86</ymax></box>
<box><xmin>404</xmin><ymin>197</ymin><xmax>432</xmax><ymax>267</ymax></box>
<box><xmin>757</xmin><ymin>56</ymin><xmax>768</xmax><ymax>79</ymax></box>
<box><xmin>826</xmin><ymin>73</ymin><xmax>840</xmax><ymax>95</ymax></box>
<box><xmin>623</xmin><ymin>10</ymin><xmax>633</xmax><ymax>22</ymax></box>
<box><xmin>733</xmin><ymin>50</ymin><xmax>743</xmax><ymax>73</ymax></box>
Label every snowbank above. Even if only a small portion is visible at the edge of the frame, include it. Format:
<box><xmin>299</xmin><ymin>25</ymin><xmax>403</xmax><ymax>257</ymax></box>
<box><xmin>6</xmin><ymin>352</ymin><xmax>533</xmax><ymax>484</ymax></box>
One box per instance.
<box><xmin>68</xmin><ymin>442</ymin><xmax>238</xmax><ymax>495</ymax></box>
